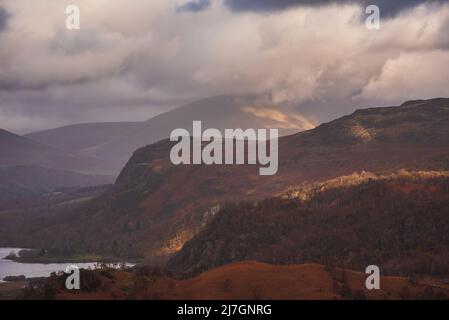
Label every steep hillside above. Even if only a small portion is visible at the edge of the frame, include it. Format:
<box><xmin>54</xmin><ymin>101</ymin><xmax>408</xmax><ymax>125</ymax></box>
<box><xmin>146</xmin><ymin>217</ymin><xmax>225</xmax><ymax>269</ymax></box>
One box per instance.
<box><xmin>168</xmin><ymin>171</ymin><xmax>449</xmax><ymax>278</ymax></box>
<box><xmin>2</xmin><ymin>98</ymin><xmax>449</xmax><ymax>261</ymax></box>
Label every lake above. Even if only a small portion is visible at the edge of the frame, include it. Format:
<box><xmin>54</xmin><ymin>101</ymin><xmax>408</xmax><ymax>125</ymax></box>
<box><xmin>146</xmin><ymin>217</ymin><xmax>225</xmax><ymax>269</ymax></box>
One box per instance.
<box><xmin>0</xmin><ymin>248</ymin><xmax>99</xmax><ymax>283</ymax></box>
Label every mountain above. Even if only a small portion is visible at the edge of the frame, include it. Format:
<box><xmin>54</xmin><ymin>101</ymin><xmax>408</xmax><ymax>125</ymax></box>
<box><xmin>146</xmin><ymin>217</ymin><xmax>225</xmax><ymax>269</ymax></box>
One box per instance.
<box><xmin>3</xmin><ymin>97</ymin><xmax>449</xmax><ymax>263</ymax></box>
<box><xmin>0</xmin><ymin>128</ymin><xmax>113</xmax><ymax>174</ymax></box>
<box><xmin>26</xmin><ymin>95</ymin><xmax>314</xmax><ymax>173</ymax></box>
<box><xmin>25</xmin><ymin>122</ymin><xmax>143</xmax><ymax>154</ymax></box>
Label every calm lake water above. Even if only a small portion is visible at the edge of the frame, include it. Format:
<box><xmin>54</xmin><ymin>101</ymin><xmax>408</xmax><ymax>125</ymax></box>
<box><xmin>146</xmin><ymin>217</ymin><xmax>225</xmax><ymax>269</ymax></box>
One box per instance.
<box><xmin>0</xmin><ymin>248</ymin><xmax>98</xmax><ymax>283</ymax></box>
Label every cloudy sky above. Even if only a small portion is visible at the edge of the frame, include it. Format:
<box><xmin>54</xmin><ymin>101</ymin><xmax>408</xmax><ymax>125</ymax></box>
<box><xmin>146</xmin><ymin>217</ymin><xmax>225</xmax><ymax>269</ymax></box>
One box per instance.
<box><xmin>0</xmin><ymin>0</ymin><xmax>448</xmax><ymax>133</ymax></box>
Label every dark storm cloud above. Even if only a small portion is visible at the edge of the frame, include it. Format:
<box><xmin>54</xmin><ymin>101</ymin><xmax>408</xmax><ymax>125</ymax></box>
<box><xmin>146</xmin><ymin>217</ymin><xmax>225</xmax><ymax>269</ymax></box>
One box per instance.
<box><xmin>0</xmin><ymin>6</ymin><xmax>10</xmax><ymax>32</ymax></box>
<box><xmin>224</xmin><ymin>0</ymin><xmax>446</xmax><ymax>17</ymax></box>
<box><xmin>177</xmin><ymin>0</ymin><xmax>211</xmax><ymax>13</ymax></box>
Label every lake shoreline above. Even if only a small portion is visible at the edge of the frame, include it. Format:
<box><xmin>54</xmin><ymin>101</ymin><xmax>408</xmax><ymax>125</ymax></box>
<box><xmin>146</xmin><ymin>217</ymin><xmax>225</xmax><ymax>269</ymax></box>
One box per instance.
<box><xmin>4</xmin><ymin>248</ymin><xmax>141</xmax><ymax>265</ymax></box>
<box><xmin>0</xmin><ymin>248</ymin><xmax>136</xmax><ymax>287</ymax></box>
<box><xmin>5</xmin><ymin>253</ymin><xmax>115</xmax><ymax>265</ymax></box>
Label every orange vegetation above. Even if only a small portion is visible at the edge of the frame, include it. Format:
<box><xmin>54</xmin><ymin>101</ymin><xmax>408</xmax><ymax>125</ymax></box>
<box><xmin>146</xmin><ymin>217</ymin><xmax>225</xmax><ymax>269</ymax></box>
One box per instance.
<box><xmin>58</xmin><ymin>261</ymin><xmax>449</xmax><ymax>300</ymax></box>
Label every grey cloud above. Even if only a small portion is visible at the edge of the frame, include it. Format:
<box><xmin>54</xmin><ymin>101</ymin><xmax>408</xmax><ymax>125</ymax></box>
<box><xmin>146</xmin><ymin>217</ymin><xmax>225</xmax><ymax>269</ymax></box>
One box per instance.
<box><xmin>0</xmin><ymin>0</ymin><xmax>449</xmax><ymax>133</ymax></box>
<box><xmin>49</xmin><ymin>31</ymin><xmax>104</xmax><ymax>55</ymax></box>
<box><xmin>224</xmin><ymin>0</ymin><xmax>447</xmax><ymax>17</ymax></box>
<box><xmin>0</xmin><ymin>6</ymin><xmax>10</xmax><ymax>32</ymax></box>
<box><xmin>177</xmin><ymin>0</ymin><xmax>211</xmax><ymax>13</ymax></box>
<box><xmin>437</xmin><ymin>15</ymin><xmax>449</xmax><ymax>49</ymax></box>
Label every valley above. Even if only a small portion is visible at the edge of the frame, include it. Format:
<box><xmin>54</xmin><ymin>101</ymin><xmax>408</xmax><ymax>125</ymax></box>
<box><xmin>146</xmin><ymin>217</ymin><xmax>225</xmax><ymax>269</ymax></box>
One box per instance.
<box><xmin>1</xmin><ymin>98</ymin><xmax>449</xmax><ymax>299</ymax></box>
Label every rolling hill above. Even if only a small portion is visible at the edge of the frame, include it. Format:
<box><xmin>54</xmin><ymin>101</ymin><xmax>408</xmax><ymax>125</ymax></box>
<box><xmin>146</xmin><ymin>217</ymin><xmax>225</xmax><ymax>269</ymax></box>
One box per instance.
<box><xmin>1</xmin><ymin>128</ymin><xmax>62</xmax><ymax>167</ymax></box>
<box><xmin>0</xmin><ymin>128</ymin><xmax>112</xmax><ymax>174</ymax></box>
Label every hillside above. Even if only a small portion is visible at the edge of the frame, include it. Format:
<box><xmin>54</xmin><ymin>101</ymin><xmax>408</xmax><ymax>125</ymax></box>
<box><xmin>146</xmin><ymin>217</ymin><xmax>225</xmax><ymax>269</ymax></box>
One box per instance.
<box><xmin>294</xmin><ymin>98</ymin><xmax>449</xmax><ymax>146</ymax></box>
<box><xmin>168</xmin><ymin>171</ymin><xmax>449</xmax><ymax>278</ymax></box>
<box><xmin>2</xmin><ymin>98</ymin><xmax>449</xmax><ymax>262</ymax></box>
<box><xmin>16</xmin><ymin>261</ymin><xmax>449</xmax><ymax>300</ymax></box>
